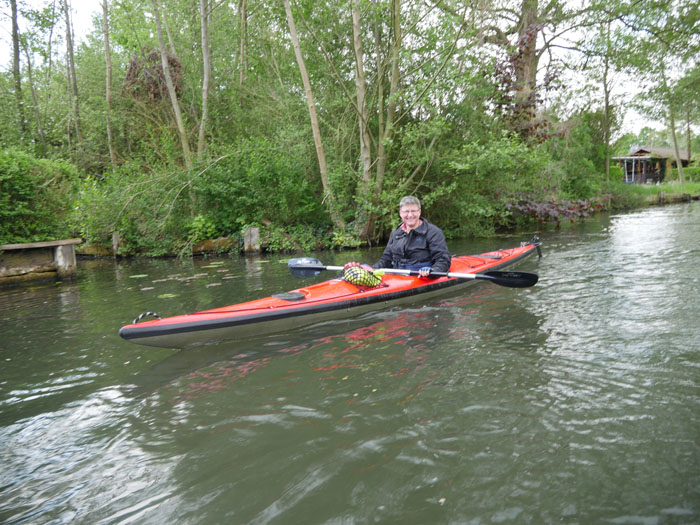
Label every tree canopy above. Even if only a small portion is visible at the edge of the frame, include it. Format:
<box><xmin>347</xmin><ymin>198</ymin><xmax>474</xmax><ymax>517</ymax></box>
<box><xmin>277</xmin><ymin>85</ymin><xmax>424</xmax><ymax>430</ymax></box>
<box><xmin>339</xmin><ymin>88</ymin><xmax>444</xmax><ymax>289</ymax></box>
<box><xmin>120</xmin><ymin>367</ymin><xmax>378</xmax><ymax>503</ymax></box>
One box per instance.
<box><xmin>1</xmin><ymin>0</ymin><xmax>698</xmax><ymax>253</ymax></box>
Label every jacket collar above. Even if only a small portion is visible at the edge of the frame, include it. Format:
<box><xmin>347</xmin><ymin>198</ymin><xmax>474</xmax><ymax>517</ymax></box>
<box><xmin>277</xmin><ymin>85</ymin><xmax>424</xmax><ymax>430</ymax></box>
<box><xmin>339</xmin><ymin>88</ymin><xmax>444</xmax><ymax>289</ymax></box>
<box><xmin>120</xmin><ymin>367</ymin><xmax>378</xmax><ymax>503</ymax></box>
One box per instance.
<box><xmin>398</xmin><ymin>218</ymin><xmax>429</xmax><ymax>236</ymax></box>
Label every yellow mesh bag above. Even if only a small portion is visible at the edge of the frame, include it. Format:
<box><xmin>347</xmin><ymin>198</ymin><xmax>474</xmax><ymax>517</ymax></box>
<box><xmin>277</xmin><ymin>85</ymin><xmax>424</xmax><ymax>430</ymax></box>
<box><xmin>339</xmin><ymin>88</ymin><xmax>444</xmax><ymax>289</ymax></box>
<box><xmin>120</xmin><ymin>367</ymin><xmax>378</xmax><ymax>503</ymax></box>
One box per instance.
<box><xmin>343</xmin><ymin>265</ymin><xmax>383</xmax><ymax>288</ymax></box>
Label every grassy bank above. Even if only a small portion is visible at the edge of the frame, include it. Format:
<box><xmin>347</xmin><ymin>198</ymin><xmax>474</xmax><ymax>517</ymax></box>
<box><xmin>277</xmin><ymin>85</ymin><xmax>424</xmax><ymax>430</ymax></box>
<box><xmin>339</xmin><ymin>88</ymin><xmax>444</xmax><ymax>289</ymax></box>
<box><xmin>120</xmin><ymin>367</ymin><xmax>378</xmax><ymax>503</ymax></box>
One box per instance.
<box><xmin>607</xmin><ymin>181</ymin><xmax>700</xmax><ymax>209</ymax></box>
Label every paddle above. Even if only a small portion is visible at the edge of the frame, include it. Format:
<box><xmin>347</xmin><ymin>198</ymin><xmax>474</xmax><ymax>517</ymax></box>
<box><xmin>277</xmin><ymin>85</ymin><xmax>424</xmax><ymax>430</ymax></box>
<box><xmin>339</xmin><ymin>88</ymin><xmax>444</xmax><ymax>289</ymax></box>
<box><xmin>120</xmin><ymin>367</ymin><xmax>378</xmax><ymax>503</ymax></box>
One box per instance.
<box><xmin>288</xmin><ymin>258</ymin><xmax>538</xmax><ymax>288</ymax></box>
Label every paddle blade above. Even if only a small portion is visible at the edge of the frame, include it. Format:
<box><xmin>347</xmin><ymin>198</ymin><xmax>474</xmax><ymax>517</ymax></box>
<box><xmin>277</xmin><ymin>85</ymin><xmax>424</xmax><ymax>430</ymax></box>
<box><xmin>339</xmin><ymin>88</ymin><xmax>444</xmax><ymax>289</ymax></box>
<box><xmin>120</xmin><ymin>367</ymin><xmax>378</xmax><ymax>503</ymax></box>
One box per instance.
<box><xmin>288</xmin><ymin>257</ymin><xmax>325</xmax><ymax>277</ymax></box>
<box><xmin>482</xmin><ymin>270</ymin><xmax>539</xmax><ymax>288</ymax></box>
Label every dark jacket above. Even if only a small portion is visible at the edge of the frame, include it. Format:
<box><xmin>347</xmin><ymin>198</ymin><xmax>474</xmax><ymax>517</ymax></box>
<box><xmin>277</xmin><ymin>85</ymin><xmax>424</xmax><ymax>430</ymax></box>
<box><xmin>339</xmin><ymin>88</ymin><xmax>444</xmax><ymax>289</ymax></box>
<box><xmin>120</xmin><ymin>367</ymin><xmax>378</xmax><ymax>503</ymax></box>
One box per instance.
<box><xmin>375</xmin><ymin>218</ymin><xmax>451</xmax><ymax>273</ymax></box>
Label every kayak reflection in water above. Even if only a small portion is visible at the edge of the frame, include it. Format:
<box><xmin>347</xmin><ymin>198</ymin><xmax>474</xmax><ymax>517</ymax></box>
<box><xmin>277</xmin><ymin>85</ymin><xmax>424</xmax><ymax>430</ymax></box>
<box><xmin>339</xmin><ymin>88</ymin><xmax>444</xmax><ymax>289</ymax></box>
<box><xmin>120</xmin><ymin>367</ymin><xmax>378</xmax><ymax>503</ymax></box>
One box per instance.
<box><xmin>346</xmin><ymin>195</ymin><xmax>451</xmax><ymax>279</ymax></box>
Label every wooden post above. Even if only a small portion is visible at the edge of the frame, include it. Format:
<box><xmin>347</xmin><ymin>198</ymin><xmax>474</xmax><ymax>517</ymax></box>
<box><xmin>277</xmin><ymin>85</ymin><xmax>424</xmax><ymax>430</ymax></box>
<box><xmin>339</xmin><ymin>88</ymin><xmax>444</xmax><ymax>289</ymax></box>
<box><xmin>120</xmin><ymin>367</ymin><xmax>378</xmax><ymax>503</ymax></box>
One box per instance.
<box><xmin>54</xmin><ymin>243</ymin><xmax>77</xmax><ymax>278</ymax></box>
<box><xmin>112</xmin><ymin>232</ymin><xmax>121</xmax><ymax>256</ymax></box>
<box><xmin>243</xmin><ymin>226</ymin><xmax>260</xmax><ymax>253</ymax></box>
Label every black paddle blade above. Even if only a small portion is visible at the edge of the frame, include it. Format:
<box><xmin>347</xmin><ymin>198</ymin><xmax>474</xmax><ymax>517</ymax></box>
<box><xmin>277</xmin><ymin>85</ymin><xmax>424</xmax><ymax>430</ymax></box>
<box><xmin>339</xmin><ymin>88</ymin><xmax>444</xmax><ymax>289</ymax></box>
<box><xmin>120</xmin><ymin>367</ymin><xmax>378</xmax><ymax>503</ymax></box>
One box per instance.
<box><xmin>481</xmin><ymin>270</ymin><xmax>539</xmax><ymax>288</ymax></box>
<box><xmin>288</xmin><ymin>257</ymin><xmax>325</xmax><ymax>277</ymax></box>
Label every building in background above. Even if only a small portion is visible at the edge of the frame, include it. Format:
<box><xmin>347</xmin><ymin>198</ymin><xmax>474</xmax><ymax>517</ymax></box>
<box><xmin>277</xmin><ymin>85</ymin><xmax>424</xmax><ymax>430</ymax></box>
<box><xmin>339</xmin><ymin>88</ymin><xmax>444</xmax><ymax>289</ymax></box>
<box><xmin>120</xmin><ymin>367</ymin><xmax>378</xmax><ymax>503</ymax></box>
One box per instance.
<box><xmin>613</xmin><ymin>146</ymin><xmax>691</xmax><ymax>184</ymax></box>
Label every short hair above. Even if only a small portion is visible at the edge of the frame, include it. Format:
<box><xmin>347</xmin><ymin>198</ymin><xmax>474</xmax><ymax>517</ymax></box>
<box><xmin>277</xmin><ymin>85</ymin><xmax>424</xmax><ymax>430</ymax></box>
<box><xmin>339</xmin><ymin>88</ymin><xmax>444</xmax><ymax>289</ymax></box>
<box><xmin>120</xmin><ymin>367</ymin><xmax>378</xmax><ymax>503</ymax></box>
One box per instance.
<box><xmin>399</xmin><ymin>196</ymin><xmax>421</xmax><ymax>209</ymax></box>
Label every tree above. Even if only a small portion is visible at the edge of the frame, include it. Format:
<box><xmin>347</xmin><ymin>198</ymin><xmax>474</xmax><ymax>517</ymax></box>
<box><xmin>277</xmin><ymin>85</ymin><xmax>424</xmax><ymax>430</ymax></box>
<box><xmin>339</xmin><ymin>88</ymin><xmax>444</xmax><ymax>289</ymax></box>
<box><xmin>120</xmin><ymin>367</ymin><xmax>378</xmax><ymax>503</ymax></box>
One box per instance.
<box><xmin>283</xmin><ymin>0</ymin><xmax>345</xmax><ymax>230</ymax></box>
<box><xmin>10</xmin><ymin>0</ymin><xmax>28</xmax><ymax>136</ymax></box>
<box><xmin>673</xmin><ymin>64</ymin><xmax>700</xmax><ymax>161</ymax></box>
<box><xmin>567</xmin><ymin>15</ymin><xmax>626</xmax><ymax>178</ymax></box>
<box><xmin>238</xmin><ymin>0</ymin><xmax>247</xmax><ymax>89</ymax></box>
<box><xmin>102</xmin><ymin>0</ymin><xmax>117</xmax><ymax>165</ymax></box>
<box><xmin>198</xmin><ymin>0</ymin><xmax>212</xmax><ymax>156</ymax></box>
<box><xmin>614</xmin><ymin>0</ymin><xmax>700</xmax><ymax>183</ymax></box>
<box><xmin>63</xmin><ymin>0</ymin><xmax>83</xmax><ymax>143</ymax></box>
<box><xmin>151</xmin><ymin>0</ymin><xmax>192</xmax><ymax>169</ymax></box>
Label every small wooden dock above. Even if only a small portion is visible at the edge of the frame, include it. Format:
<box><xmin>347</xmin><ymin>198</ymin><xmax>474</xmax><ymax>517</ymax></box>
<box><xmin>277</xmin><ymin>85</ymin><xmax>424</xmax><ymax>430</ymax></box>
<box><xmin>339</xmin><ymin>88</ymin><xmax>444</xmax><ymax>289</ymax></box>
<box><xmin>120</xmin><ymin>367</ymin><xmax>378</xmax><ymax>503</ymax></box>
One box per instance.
<box><xmin>0</xmin><ymin>238</ymin><xmax>82</xmax><ymax>286</ymax></box>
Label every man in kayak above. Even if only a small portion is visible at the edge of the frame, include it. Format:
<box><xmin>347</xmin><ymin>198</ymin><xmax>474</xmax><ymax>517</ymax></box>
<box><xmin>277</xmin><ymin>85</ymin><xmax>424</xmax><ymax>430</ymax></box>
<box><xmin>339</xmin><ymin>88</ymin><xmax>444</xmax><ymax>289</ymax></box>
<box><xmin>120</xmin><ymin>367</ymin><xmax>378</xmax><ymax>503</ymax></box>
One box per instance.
<box><xmin>345</xmin><ymin>196</ymin><xmax>451</xmax><ymax>281</ymax></box>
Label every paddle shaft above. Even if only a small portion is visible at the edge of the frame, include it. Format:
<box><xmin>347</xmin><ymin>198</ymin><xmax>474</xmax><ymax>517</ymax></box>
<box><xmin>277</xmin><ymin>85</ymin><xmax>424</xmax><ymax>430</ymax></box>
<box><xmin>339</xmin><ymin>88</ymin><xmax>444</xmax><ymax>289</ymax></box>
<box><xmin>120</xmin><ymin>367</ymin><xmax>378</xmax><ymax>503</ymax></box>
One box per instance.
<box><xmin>313</xmin><ymin>265</ymin><xmax>500</xmax><ymax>280</ymax></box>
<box><xmin>288</xmin><ymin>260</ymin><xmax>538</xmax><ymax>288</ymax></box>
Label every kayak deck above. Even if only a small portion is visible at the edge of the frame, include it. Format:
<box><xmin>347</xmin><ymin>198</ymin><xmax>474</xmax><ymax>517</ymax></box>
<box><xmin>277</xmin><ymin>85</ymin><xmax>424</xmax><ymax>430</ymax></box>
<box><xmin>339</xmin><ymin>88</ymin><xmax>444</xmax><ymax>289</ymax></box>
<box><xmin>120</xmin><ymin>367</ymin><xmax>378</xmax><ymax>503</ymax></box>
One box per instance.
<box><xmin>119</xmin><ymin>240</ymin><xmax>540</xmax><ymax>348</ymax></box>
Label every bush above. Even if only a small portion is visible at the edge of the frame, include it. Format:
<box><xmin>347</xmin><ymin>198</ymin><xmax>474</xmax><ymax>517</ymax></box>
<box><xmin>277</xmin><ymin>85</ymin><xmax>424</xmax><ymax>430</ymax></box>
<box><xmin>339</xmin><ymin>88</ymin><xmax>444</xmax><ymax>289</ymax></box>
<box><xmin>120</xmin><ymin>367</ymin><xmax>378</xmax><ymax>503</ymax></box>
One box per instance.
<box><xmin>72</xmin><ymin>137</ymin><xmax>333</xmax><ymax>256</ymax></box>
<box><xmin>0</xmin><ymin>149</ymin><xmax>79</xmax><ymax>244</ymax></box>
<box><xmin>609</xmin><ymin>164</ymin><xmax>623</xmax><ymax>181</ymax></box>
<box><xmin>684</xmin><ymin>166</ymin><xmax>699</xmax><ymax>182</ymax></box>
<box><xmin>194</xmin><ymin>138</ymin><xmax>329</xmax><ymax>234</ymax></box>
<box><xmin>559</xmin><ymin>158</ymin><xmax>602</xmax><ymax>200</ymax></box>
<box><xmin>74</xmin><ymin>162</ymin><xmax>196</xmax><ymax>256</ymax></box>
<box><xmin>603</xmin><ymin>180</ymin><xmax>647</xmax><ymax>209</ymax></box>
<box><xmin>443</xmin><ymin>132</ymin><xmax>552</xmax><ymax>236</ymax></box>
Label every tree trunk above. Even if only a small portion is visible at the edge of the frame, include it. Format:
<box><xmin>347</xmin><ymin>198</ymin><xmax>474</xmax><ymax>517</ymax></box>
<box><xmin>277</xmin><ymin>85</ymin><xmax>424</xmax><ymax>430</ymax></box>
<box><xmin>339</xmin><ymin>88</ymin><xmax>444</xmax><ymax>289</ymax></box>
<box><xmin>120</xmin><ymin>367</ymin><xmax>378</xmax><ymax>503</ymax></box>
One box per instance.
<box><xmin>686</xmin><ymin>109</ymin><xmax>692</xmax><ymax>162</ymax></box>
<box><xmin>162</xmin><ymin>9</ymin><xmax>177</xmax><ymax>55</ymax></box>
<box><xmin>662</xmin><ymin>66</ymin><xmax>684</xmax><ymax>184</ymax></box>
<box><xmin>152</xmin><ymin>0</ymin><xmax>192</xmax><ymax>169</ymax></box>
<box><xmin>63</xmin><ymin>0</ymin><xmax>83</xmax><ymax>142</ymax></box>
<box><xmin>22</xmin><ymin>45</ymin><xmax>47</xmax><ymax>153</ymax></box>
<box><xmin>514</xmin><ymin>0</ymin><xmax>539</xmax><ymax>131</ymax></box>
<box><xmin>238</xmin><ymin>0</ymin><xmax>247</xmax><ymax>89</ymax></box>
<box><xmin>352</xmin><ymin>0</ymin><xmax>373</xmax><ymax>230</ymax></box>
<box><xmin>198</xmin><ymin>0</ymin><xmax>211</xmax><ymax>156</ymax></box>
<box><xmin>283</xmin><ymin>0</ymin><xmax>345</xmax><ymax>230</ymax></box>
<box><xmin>602</xmin><ymin>23</ymin><xmax>611</xmax><ymax>180</ymax></box>
<box><xmin>102</xmin><ymin>0</ymin><xmax>117</xmax><ymax>166</ymax></box>
<box><xmin>361</xmin><ymin>0</ymin><xmax>401</xmax><ymax>240</ymax></box>
<box><xmin>10</xmin><ymin>0</ymin><xmax>27</xmax><ymax>136</ymax></box>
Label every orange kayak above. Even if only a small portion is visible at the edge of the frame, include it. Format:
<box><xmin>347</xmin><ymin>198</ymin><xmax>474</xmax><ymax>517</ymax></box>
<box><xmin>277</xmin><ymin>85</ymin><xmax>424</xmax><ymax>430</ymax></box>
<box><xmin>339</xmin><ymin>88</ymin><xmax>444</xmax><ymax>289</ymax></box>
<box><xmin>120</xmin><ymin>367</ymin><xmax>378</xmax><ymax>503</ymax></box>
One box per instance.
<box><xmin>119</xmin><ymin>238</ymin><xmax>541</xmax><ymax>348</ymax></box>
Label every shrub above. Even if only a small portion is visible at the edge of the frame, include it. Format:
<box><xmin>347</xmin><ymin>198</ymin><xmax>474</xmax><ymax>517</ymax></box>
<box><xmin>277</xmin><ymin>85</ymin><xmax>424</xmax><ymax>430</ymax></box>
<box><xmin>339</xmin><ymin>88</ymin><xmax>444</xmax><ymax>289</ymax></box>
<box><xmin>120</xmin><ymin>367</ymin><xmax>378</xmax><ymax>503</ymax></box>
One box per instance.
<box><xmin>74</xmin><ymin>162</ymin><xmax>195</xmax><ymax>256</ymax></box>
<box><xmin>194</xmin><ymin>138</ymin><xmax>329</xmax><ymax>235</ymax></box>
<box><xmin>443</xmin><ymin>132</ymin><xmax>552</xmax><ymax>236</ymax></box>
<box><xmin>0</xmin><ymin>149</ymin><xmax>79</xmax><ymax>244</ymax></box>
<box><xmin>609</xmin><ymin>164</ymin><xmax>623</xmax><ymax>181</ymax></box>
<box><xmin>684</xmin><ymin>166</ymin><xmax>699</xmax><ymax>182</ymax></box>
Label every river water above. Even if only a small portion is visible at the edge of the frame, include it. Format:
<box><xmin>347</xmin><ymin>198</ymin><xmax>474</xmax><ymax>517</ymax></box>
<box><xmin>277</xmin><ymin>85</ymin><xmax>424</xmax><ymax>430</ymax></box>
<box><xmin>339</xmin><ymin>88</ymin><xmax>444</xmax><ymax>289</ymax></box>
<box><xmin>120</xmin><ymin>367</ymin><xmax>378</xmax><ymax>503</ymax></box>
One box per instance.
<box><xmin>1</xmin><ymin>204</ymin><xmax>699</xmax><ymax>524</ymax></box>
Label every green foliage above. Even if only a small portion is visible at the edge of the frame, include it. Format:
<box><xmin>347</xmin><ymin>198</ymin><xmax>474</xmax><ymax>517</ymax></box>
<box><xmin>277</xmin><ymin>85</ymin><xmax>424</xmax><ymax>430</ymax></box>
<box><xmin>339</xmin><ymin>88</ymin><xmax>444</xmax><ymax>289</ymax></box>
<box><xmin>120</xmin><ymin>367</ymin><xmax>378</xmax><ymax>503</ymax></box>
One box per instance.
<box><xmin>545</xmin><ymin>116</ymin><xmax>609</xmax><ymax>200</ymax></box>
<box><xmin>442</xmin><ymin>133</ymin><xmax>552</xmax><ymax>236</ymax></box>
<box><xmin>261</xmin><ymin>224</ymin><xmax>329</xmax><ymax>253</ymax></box>
<box><xmin>603</xmin><ymin>180</ymin><xmax>700</xmax><ymax>210</ymax></box>
<box><xmin>193</xmin><ymin>138</ymin><xmax>329</xmax><ymax>234</ymax></box>
<box><xmin>0</xmin><ymin>149</ymin><xmax>79</xmax><ymax>244</ymax></box>
<box><xmin>626</xmin><ymin>181</ymin><xmax>700</xmax><ymax>196</ymax></box>
<box><xmin>74</xmin><ymin>161</ymin><xmax>196</xmax><ymax>256</ymax></box>
<box><xmin>187</xmin><ymin>214</ymin><xmax>219</xmax><ymax>243</ymax></box>
<box><xmin>6</xmin><ymin>0</ymin><xmax>699</xmax><ymax>253</ymax></box>
<box><xmin>604</xmin><ymin>179</ymin><xmax>645</xmax><ymax>209</ymax></box>
<box><xmin>330</xmin><ymin>230</ymin><xmax>364</xmax><ymax>249</ymax></box>
<box><xmin>72</xmin><ymin>137</ymin><xmax>332</xmax><ymax>256</ymax></box>
<box><xmin>609</xmin><ymin>164</ymin><xmax>624</xmax><ymax>181</ymax></box>
<box><xmin>683</xmin><ymin>166</ymin><xmax>699</xmax><ymax>182</ymax></box>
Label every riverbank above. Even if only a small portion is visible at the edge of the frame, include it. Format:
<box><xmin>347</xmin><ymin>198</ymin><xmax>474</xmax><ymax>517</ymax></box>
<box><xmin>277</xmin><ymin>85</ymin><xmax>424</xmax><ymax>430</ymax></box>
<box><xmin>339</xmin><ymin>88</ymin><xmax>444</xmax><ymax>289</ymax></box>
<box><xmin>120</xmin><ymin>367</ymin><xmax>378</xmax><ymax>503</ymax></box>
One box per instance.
<box><xmin>644</xmin><ymin>191</ymin><xmax>698</xmax><ymax>204</ymax></box>
<box><xmin>75</xmin><ymin>191</ymin><xmax>700</xmax><ymax>259</ymax></box>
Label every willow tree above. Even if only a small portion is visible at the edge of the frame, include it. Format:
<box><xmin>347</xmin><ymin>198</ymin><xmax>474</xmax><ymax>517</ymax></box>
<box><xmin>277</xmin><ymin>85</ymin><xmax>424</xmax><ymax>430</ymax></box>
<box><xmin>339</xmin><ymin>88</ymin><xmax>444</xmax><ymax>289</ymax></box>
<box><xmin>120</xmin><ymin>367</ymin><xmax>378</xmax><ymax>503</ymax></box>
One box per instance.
<box><xmin>344</xmin><ymin>0</ymin><xmax>472</xmax><ymax>239</ymax></box>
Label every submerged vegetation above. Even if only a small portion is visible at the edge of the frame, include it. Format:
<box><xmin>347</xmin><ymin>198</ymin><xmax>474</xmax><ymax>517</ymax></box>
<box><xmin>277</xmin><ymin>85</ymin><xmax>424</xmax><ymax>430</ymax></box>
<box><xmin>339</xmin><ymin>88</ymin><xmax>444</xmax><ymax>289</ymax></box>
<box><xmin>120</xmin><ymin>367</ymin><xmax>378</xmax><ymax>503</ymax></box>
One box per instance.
<box><xmin>1</xmin><ymin>0</ymin><xmax>698</xmax><ymax>255</ymax></box>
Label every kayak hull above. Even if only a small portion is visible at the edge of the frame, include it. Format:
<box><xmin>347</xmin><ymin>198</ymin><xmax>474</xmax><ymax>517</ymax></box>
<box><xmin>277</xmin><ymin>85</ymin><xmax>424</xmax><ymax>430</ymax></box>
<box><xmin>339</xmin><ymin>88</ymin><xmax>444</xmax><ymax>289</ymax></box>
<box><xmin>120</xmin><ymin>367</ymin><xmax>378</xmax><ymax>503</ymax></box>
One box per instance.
<box><xmin>119</xmin><ymin>241</ymin><xmax>540</xmax><ymax>348</ymax></box>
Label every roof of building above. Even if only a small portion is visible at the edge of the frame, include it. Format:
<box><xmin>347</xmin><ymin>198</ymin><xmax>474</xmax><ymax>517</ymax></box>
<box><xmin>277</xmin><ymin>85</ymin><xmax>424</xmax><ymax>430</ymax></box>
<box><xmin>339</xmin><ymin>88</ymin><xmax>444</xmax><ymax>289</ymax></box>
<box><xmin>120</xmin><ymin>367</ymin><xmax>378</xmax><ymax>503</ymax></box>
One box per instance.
<box><xmin>613</xmin><ymin>145</ymin><xmax>690</xmax><ymax>161</ymax></box>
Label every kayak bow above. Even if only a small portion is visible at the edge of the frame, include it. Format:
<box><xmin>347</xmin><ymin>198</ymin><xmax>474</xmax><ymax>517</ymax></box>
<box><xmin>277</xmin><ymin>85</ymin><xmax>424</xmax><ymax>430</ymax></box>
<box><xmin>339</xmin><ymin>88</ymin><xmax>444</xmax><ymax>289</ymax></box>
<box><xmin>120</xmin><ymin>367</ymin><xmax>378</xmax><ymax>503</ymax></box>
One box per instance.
<box><xmin>119</xmin><ymin>237</ymin><xmax>541</xmax><ymax>348</ymax></box>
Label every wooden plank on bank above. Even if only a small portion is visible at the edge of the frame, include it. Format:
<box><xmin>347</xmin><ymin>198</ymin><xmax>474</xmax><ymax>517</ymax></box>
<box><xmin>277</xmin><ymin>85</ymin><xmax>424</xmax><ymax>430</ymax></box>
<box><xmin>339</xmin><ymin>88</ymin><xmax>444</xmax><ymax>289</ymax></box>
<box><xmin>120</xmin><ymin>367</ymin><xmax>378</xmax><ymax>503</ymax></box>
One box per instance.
<box><xmin>1</xmin><ymin>238</ymin><xmax>83</xmax><ymax>250</ymax></box>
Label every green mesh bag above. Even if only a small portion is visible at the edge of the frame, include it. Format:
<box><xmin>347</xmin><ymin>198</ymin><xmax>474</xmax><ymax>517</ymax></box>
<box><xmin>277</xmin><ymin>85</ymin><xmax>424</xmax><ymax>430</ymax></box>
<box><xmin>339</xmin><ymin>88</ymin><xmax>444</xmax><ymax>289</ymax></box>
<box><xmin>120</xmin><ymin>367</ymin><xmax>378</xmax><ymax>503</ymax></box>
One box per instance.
<box><xmin>343</xmin><ymin>265</ymin><xmax>383</xmax><ymax>288</ymax></box>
